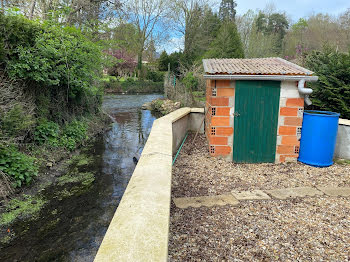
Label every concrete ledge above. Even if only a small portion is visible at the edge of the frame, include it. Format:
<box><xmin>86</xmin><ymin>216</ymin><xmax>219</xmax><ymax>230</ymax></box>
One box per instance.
<box><xmin>191</xmin><ymin>108</ymin><xmax>205</xmax><ymax>113</ymax></box>
<box><xmin>94</xmin><ymin>107</ymin><xmax>204</xmax><ymax>262</ymax></box>
<box><xmin>335</xmin><ymin>118</ymin><xmax>350</xmax><ymax>160</ymax></box>
<box><xmin>339</xmin><ymin>118</ymin><xmax>350</xmax><ymax>126</ymax></box>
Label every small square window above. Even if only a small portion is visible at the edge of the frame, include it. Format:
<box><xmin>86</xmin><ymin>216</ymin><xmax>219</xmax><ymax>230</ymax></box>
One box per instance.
<box><xmin>295</xmin><ymin>146</ymin><xmax>300</xmax><ymax>154</ymax></box>
<box><xmin>211</xmin><ymin>107</ymin><xmax>216</xmax><ymax>116</ymax></box>
<box><xmin>212</xmin><ymin>87</ymin><xmax>217</xmax><ymax>97</ymax></box>
<box><xmin>211</xmin><ymin>127</ymin><xmax>216</xmax><ymax>135</ymax></box>
<box><xmin>210</xmin><ymin>145</ymin><xmax>215</xmax><ymax>154</ymax></box>
<box><xmin>298</xmin><ymin>108</ymin><xmax>304</xmax><ymax>117</ymax></box>
<box><xmin>297</xmin><ymin>127</ymin><xmax>302</xmax><ymax>136</ymax></box>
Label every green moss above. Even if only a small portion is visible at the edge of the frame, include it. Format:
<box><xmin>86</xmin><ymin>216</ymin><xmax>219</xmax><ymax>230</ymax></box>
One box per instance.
<box><xmin>57</xmin><ymin>170</ymin><xmax>95</xmax><ymax>186</ymax></box>
<box><xmin>66</xmin><ymin>154</ymin><xmax>93</xmax><ymax>167</ymax></box>
<box><xmin>56</xmin><ymin>188</ymin><xmax>73</xmax><ymax>199</ymax></box>
<box><xmin>335</xmin><ymin>159</ymin><xmax>350</xmax><ymax>165</ymax></box>
<box><xmin>0</xmin><ymin>195</ymin><xmax>46</xmax><ymax>226</ymax></box>
<box><xmin>38</xmin><ymin>218</ymin><xmax>61</xmax><ymax>234</ymax></box>
<box><xmin>55</xmin><ymin>170</ymin><xmax>95</xmax><ymax>200</ymax></box>
<box><xmin>55</xmin><ymin>182</ymin><xmax>94</xmax><ymax>200</ymax></box>
<box><xmin>0</xmin><ymin>235</ymin><xmax>12</xmax><ymax>245</ymax></box>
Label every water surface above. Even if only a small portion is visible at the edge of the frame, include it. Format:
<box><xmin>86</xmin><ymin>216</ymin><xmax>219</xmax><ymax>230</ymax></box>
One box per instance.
<box><xmin>68</xmin><ymin>94</ymin><xmax>163</xmax><ymax>261</ymax></box>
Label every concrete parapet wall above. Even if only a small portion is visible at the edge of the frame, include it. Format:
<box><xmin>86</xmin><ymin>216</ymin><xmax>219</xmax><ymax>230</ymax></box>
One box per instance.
<box><xmin>335</xmin><ymin>119</ymin><xmax>350</xmax><ymax>160</ymax></box>
<box><xmin>94</xmin><ymin>107</ymin><xmax>204</xmax><ymax>262</ymax></box>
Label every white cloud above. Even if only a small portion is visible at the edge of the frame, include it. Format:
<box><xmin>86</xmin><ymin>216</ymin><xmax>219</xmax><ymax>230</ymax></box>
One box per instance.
<box><xmin>236</xmin><ymin>0</ymin><xmax>349</xmax><ymax>22</ymax></box>
<box><xmin>159</xmin><ymin>35</ymin><xmax>184</xmax><ymax>54</ymax></box>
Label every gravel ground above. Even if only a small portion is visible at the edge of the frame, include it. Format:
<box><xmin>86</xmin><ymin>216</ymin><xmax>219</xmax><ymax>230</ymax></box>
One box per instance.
<box><xmin>169</xmin><ymin>134</ymin><xmax>350</xmax><ymax>261</ymax></box>
<box><xmin>172</xmin><ymin>134</ymin><xmax>350</xmax><ymax>197</ymax></box>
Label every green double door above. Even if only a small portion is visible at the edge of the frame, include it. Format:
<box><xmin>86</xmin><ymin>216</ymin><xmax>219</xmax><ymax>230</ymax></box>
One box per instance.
<box><xmin>233</xmin><ymin>80</ymin><xmax>280</xmax><ymax>163</ymax></box>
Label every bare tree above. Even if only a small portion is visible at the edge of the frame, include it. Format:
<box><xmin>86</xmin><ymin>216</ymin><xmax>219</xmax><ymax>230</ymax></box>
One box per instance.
<box><xmin>115</xmin><ymin>0</ymin><xmax>172</xmax><ymax>78</ymax></box>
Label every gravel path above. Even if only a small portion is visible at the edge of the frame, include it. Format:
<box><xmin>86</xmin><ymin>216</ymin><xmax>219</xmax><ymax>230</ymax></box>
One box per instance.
<box><xmin>169</xmin><ymin>134</ymin><xmax>350</xmax><ymax>261</ymax></box>
<box><xmin>172</xmin><ymin>134</ymin><xmax>350</xmax><ymax>197</ymax></box>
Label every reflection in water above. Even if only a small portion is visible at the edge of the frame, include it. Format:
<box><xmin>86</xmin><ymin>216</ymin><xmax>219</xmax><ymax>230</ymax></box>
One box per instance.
<box><xmin>102</xmin><ymin>94</ymin><xmax>161</xmax><ymax>200</ymax></box>
<box><xmin>68</xmin><ymin>94</ymin><xmax>162</xmax><ymax>261</ymax></box>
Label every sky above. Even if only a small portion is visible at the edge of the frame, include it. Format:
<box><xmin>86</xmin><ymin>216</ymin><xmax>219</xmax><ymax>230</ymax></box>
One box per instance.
<box><xmin>163</xmin><ymin>0</ymin><xmax>349</xmax><ymax>53</ymax></box>
<box><xmin>236</xmin><ymin>0</ymin><xmax>349</xmax><ymax>22</ymax></box>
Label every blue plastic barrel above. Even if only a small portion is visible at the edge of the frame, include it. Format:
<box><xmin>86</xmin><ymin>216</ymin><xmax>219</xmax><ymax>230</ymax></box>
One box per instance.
<box><xmin>298</xmin><ymin>110</ymin><xmax>340</xmax><ymax>167</ymax></box>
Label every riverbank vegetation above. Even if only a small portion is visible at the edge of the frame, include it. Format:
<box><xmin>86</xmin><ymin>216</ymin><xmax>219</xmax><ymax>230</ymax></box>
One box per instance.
<box><xmin>0</xmin><ymin>11</ymin><xmax>109</xmax><ymax>200</ymax></box>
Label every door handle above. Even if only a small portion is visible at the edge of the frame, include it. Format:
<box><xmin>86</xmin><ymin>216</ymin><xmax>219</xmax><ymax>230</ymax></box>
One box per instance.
<box><xmin>233</xmin><ymin>112</ymin><xmax>240</xmax><ymax>117</ymax></box>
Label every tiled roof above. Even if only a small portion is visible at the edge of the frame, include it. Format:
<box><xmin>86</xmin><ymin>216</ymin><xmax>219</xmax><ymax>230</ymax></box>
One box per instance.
<box><xmin>203</xmin><ymin>58</ymin><xmax>314</xmax><ymax>76</ymax></box>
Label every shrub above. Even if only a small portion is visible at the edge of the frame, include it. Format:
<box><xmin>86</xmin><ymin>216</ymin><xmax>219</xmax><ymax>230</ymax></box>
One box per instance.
<box><xmin>1</xmin><ymin>104</ymin><xmax>34</xmax><ymax>138</ymax></box>
<box><xmin>120</xmin><ymin>80</ymin><xmax>163</xmax><ymax>93</ymax></box>
<box><xmin>59</xmin><ymin>135</ymin><xmax>77</xmax><ymax>151</ymax></box>
<box><xmin>0</xmin><ymin>145</ymin><xmax>38</xmax><ymax>187</ymax></box>
<box><xmin>100</xmin><ymin>75</ymin><xmax>121</xmax><ymax>90</ymax></box>
<box><xmin>34</xmin><ymin>121</ymin><xmax>60</xmax><ymax>146</ymax></box>
<box><xmin>146</xmin><ymin>69</ymin><xmax>164</xmax><ymax>82</ymax></box>
<box><xmin>182</xmin><ymin>72</ymin><xmax>199</xmax><ymax>91</ymax></box>
<box><xmin>34</xmin><ymin>119</ymin><xmax>88</xmax><ymax>151</ymax></box>
<box><xmin>62</xmin><ymin>120</ymin><xmax>88</xmax><ymax>145</ymax></box>
<box><xmin>0</xmin><ymin>13</ymin><xmax>104</xmax><ymax>123</ymax></box>
<box><xmin>305</xmin><ymin>47</ymin><xmax>350</xmax><ymax>119</ymax></box>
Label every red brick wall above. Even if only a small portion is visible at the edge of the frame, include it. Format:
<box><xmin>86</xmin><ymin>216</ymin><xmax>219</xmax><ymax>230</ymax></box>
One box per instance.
<box><xmin>276</xmin><ymin>81</ymin><xmax>304</xmax><ymax>163</ymax></box>
<box><xmin>205</xmin><ymin>80</ymin><xmax>304</xmax><ymax>163</ymax></box>
<box><xmin>205</xmin><ymin>80</ymin><xmax>233</xmax><ymax>157</ymax></box>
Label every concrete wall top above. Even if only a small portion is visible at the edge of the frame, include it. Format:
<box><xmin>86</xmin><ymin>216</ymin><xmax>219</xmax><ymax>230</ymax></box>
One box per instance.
<box><xmin>339</xmin><ymin>118</ymin><xmax>350</xmax><ymax>126</ymax></box>
<box><xmin>94</xmin><ymin>107</ymin><xmax>204</xmax><ymax>262</ymax></box>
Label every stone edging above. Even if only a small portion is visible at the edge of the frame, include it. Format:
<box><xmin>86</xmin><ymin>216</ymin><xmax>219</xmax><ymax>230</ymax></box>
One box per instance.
<box><xmin>339</xmin><ymin>118</ymin><xmax>350</xmax><ymax>126</ymax></box>
<box><xmin>173</xmin><ymin>187</ymin><xmax>350</xmax><ymax>209</ymax></box>
<box><xmin>94</xmin><ymin>108</ymin><xmax>204</xmax><ymax>262</ymax></box>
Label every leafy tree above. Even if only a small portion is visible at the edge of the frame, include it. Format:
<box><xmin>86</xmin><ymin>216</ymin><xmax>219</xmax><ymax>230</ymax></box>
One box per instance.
<box><xmin>219</xmin><ymin>0</ymin><xmax>237</xmax><ymax>22</ymax></box>
<box><xmin>115</xmin><ymin>0</ymin><xmax>172</xmax><ymax>78</ymax></box>
<box><xmin>173</xmin><ymin>1</ymin><xmax>221</xmax><ymax>67</ymax></box>
<box><xmin>204</xmin><ymin>21</ymin><xmax>244</xmax><ymax>59</ymax></box>
<box><xmin>110</xmin><ymin>23</ymin><xmax>139</xmax><ymax>55</ymax></box>
<box><xmin>0</xmin><ymin>13</ymin><xmax>103</xmax><ymax>123</ymax></box>
<box><xmin>305</xmin><ymin>47</ymin><xmax>350</xmax><ymax>119</ymax></box>
<box><xmin>182</xmin><ymin>72</ymin><xmax>198</xmax><ymax>91</ymax></box>
<box><xmin>283</xmin><ymin>13</ymin><xmax>350</xmax><ymax>59</ymax></box>
<box><xmin>255</xmin><ymin>11</ymin><xmax>288</xmax><ymax>54</ymax></box>
<box><xmin>157</xmin><ymin>50</ymin><xmax>182</xmax><ymax>75</ymax></box>
<box><xmin>236</xmin><ymin>9</ymin><xmax>255</xmax><ymax>53</ymax></box>
<box><xmin>158</xmin><ymin>50</ymin><xmax>169</xmax><ymax>71</ymax></box>
<box><xmin>292</xmin><ymin>18</ymin><xmax>308</xmax><ymax>32</ymax></box>
<box><xmin>169</xmin><ymin>52</ymin><xmax>182</xmax><ymax>75</ymax></box>
<box><xmin>108</xmin><ymin>49</ymin><xmax>137</xmax><ymax>78</ymax></box>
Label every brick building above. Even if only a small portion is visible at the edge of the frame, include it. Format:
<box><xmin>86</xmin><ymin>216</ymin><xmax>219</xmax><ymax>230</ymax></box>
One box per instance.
<box><xmin>203</xmin><ymin>58</ymin><xmax>318</xmax><ymax>163</ymax></box>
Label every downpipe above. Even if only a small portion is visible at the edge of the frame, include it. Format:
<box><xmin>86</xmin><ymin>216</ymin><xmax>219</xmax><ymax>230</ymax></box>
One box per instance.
<box><xmin>298</xmin><ymin>79</ymin><xmax>313</xmax><ymax>106</ymax></box>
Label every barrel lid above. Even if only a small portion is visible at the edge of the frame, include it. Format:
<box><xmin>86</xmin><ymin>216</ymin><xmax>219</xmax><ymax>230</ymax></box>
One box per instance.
<box><xmin>304</xmin><ymin>110</ymin><xmax>340</xmax><ymax>117</ymax></box>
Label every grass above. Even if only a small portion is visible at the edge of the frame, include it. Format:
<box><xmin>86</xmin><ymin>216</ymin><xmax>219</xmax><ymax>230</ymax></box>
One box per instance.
<box><xmin>0</xmin><ymin>195</ymin><xmax>46</xmax><ymax>226</ymax></box>
<box><xmin>335</xmin><ymin>158</ymin><xmax>350</xmax><ymax>165</ymax></box>
<box><xmin>192</xmin><ymin>90</ymin><xmax>206</xmax><ymax>102</ymax></box>
<box><xmin>57</xmin><ymin>169</ymin><xmax>95</xmax><ymax>186</ymax></box>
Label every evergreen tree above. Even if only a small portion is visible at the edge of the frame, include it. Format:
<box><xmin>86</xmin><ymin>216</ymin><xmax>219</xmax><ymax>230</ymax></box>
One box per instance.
<box><xmin>204</xmin><ymin>21</ymin><xmax>244</xmax><ymax>58</ymax></box>
<box><xmin>219</xmin><ymin>0</ymin><xmax>237</xmax><ymax>22</ymax></box>
<box><xmin>255</xmin><ymin>11</ymin><xmax>289</xmax><ymax>54</ymax></box>
<box><xmin>158</xmin><ymin>51</ymin><xmax>169</xmax><ymax>71</ymax></box>
<box><xmin>305</xmin><ymin>47</ymin><xmax>350</xmax><ymax>119</ymax></box>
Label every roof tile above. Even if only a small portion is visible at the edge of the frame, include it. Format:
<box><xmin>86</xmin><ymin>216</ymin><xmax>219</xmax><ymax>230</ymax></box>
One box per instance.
<box><xmin>203</xmin><ymin>58</ymin><xmax>314</xmax><ymax>76</ymax></box>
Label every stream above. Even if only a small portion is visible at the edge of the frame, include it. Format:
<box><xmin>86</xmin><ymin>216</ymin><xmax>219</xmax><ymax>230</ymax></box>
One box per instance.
<box><xmin>67</xmin><ymin>94</ymin><xmax>162</xmax><ymax>261</ymax></box>
<box><xmin>0</xmin><ymin>94</ymin><xmax>162</xmax><ymax>261</ymax></box>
